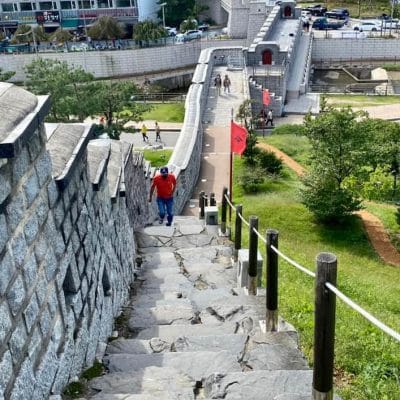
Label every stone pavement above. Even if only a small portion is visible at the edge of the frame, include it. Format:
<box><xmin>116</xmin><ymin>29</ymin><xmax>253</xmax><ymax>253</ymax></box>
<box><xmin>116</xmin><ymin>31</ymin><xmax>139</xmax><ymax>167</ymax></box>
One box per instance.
<box><xmin>87</xmin><ymin>216</ymin><xmax>314</xmax><ymax>399</ymax></box>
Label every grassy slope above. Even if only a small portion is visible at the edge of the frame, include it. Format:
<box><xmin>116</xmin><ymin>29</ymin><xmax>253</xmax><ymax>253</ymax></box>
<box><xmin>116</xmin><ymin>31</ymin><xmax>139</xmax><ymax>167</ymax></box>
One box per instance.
<box><xmin>141</xmin><ymin>103</ymin><xmax>185</xmax><ymax>122</ymax></box>
<box><xmin>231</xmin><ymin>135</ymin><xmax>400</xmax><ymax>400</ymax></box>
<box><xmin>325</xmin><ymin>94</ymin><xmax>400</xmax><ymax>108</ymax></box>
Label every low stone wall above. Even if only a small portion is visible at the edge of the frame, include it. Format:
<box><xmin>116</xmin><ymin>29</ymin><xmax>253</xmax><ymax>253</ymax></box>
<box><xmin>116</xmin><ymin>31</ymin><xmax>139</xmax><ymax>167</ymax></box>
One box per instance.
<box><xmin>1</xmin><ymin>39</ymin><xmax>246</xmax><ymax>83</ymax></box>
<box><xmin>0</xmin><ymin>83</ymin><xmax>150</xmax><ymax>398</ymax></box>
<box><xmin>312</xmin><ymin>37</ymin><xmax>400</xmax><ymax>62</ymax></box>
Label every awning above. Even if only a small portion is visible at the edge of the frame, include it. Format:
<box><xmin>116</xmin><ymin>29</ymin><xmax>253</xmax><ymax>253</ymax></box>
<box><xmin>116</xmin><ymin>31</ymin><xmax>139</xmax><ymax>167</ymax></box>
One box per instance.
<box><xmin>61</xmin><ymin>19</ymin><xmax>79</xmax><ymax>28</ymax></box>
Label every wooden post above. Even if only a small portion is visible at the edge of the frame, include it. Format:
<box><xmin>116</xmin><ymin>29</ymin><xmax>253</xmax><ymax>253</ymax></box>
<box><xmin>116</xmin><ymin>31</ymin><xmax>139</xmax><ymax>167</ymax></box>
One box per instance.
<box><xmin>266</xmin><ymin>229</ymin><xmax>279</xmax><ymax>332</ymax></box>
<box><xmin>313</xmin><ymin>252</ymin><xmax>337</xmax><ymax>400</ymax></box>
<box><xmin>221</xmin><ymin>187</ymin><xmax>228</xmax><ymax>235</ymax></box>
<box><xmin>247</xmin><ymin>216</ymin><xmax>258</xmax><ymax>295</ymax></box>
<box><xmin>233</xmin><ymin>204</ymin><xmax>242</xmax><ymax>262</ymax></box>
<box><xmin>199</xmin><ymin>191</ymin><xmax>205</xmax><ymax>219</ymax></box>
<box><xmin>210</xmin><ymin>192</ymin><xmax>216</xmax><ymax>206</ymax></box>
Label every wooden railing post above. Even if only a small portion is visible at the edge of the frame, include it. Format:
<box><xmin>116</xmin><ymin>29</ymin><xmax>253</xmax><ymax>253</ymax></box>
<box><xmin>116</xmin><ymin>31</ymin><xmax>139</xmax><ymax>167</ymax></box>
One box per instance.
<box><xmin>313</xmin><ymin>252</ymin><xmax>337</xmax><ymax>400</ymax></box>
<box><xmin>233</xmin><ymin>204</ymin><xmax>242</xmax><ymax>262</ymax></box>
<box><xmin>221</xmin><ymin>187</ymin><xmax>228</xmax><ymax>234</ymax></box>
<box><xmin>266</xmin><ymin>229</ymin><xmax>279</xmax><ymax>332</ymax></box>
<box><xmin>210</xmin><ymin>192</ymin><xmax>216</xmax><ymax>206</ymax></box>
<box><xmin>247</xmin><ymin>216</ymin><xmax>258</xmax><ymax>295</ymax></box>
<box><xmin>199</xmin><ymin>191</ymin><xmax>205</xmax><ymax>219</ymax></box>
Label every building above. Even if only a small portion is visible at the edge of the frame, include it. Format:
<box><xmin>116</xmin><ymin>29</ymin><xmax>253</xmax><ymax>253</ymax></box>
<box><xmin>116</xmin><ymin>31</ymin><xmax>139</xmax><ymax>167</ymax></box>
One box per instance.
<box><xmin>0</xmin><ymin>0</ymin><xmax>159</xmax><ymax>35</ymax></box>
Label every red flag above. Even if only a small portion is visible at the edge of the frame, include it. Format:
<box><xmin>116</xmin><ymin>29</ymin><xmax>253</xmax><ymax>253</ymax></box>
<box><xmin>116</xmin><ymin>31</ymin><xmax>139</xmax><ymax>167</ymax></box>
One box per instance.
<box><xmin>231</xmin><ymin>121</ymin><xmax>248</xmax><ymax>155</ymax></box>
<box><xmin>262</xmin><ymin>89</ymin><xmax>271</xmax><ymax>106</ymax></box>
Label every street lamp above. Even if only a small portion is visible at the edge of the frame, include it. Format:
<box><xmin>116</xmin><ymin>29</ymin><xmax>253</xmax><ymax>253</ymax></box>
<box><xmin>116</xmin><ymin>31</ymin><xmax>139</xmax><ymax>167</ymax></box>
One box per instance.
<box><xmin>160</xmin><ymin>2</ymin><xmax>167</xmax><ymax>29</ymax></box>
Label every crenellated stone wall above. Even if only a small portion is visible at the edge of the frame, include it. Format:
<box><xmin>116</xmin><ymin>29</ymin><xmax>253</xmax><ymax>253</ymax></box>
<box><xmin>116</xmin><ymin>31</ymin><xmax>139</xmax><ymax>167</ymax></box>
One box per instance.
<box><xmin>0</xmin><ymin>83</ymin><xmax>151</xmax><ymax>399</ymax></box>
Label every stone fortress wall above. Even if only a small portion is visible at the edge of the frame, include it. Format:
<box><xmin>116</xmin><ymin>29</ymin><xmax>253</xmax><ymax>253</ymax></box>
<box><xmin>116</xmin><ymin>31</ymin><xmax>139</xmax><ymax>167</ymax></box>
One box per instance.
<box><xmin>0</xmin><ymin>82</ymin><xmax>154</xmax><ymax>399</ymax></box>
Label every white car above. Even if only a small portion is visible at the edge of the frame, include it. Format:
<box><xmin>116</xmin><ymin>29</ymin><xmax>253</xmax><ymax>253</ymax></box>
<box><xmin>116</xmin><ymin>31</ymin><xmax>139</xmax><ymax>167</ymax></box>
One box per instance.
<box><xmin>353</xmin><ymin>21</ymin><xmax>380</xmax><ymax>32</ymax></box>
<box><xmin>185</xmin><ymin>30</ymin><xmax>202</xmax><ymax>40</ymax></box>
<box><xmin>165</xmin><ymin>26</ymin><xmax>177</xmax><ymax>36</ymax></box>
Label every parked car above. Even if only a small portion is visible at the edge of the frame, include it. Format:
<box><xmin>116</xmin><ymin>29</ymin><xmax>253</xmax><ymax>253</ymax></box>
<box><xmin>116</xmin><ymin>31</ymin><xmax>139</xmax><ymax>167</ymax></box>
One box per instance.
<box><xmin>312</xmin><ymin>17</ymin><xmax>344</xmax><ymax>30</ymax></box>
<box><xmin>379</xmin><ymin>18</ymin><xmax>399</xmax><ymax>30</ymax></box>
<box><xmin>185</xmin><ymin>30</ymin><xmax>202</xmax><ymax>40</ymax></box>
<box><xmin>165</xmin><ymin>26</ymin><xmax>177</xmax><ymax>36</ymax></box>
<box><xmin>198</xmin><ymin>23</ymin><xmax>209</xmax><ymax>31</ymax></box>
<box><xmin>303</xmin><ymin>4</ymin><xmax>327</xmax><ymax>16</ymax></box>
<box><xmin>353</xmin><ymin>21</ymin><xmax>380</xmax><ymax>32</ymax></box>
<box><xmin>325</xmin><ymin>8</ymin><xmax>349</xmax><ymax>20</ymax></box>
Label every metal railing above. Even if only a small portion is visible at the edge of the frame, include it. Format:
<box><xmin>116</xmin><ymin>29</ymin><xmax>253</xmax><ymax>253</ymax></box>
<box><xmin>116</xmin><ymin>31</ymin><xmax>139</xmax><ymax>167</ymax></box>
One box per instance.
<box><xmin>204</xmin><ymin>186</ymin><xmax>400</xmax><ymax>400</ymax></box>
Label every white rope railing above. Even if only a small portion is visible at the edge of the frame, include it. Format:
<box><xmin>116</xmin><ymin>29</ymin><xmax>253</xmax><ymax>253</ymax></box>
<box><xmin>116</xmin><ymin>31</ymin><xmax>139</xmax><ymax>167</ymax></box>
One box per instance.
<box><xmin>223</xmin><ymin>191</ymin><xmax>400</xmax><ymax>342</ymax></box>
<box><xmin>326</xmin><ymin>282</ymin><xmax>400</xmax><ymax>342</ymax></box>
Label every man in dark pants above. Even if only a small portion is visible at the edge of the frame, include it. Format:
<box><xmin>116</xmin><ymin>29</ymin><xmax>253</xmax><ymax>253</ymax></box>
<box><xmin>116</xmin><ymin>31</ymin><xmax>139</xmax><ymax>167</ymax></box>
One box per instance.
<box><xmin>148</xmin><ymin>167</ymin><xmax>176</xmax><ymax>226</ymax></box>
<box><xmin>266</xmin><ymin>109</ymin><xmax>274</xmax><ymax>127</ymax></box>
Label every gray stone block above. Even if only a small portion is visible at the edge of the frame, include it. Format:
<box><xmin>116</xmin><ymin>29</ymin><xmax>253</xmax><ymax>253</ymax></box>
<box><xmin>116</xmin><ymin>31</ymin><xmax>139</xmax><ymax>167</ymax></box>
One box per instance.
<box><xmin>53</xmin><ymin>201</ymin><xmax>64</xmax><ymax>228</ymax></box>
<box><xmin>23</xmin><ymin>213</ymin><xmax>39</xmax><ymax>245</ymax></box>
<box><xmin>9</xmin><ymin>358</ymin><xmax>36</xmax><ymax>400</ymax></box>
<box><xmin>35</xmin><ymin>270</ymin><xmax>47</xmax><ymax>306</ymax></box>
<box><xmin>0</xmin><ymin>350</ymin><xmax>13</xmax><ymax>397</ymax></box>
<box><xmin>0</xmin><ymin>214</ymin><xmax>8</xmax><ymax>254</ymax></box>
<box><xmin>35</xmin><ymin>151</ymin><xmax>52</xmax><ymax>187</ymax></box>
<box><xmin>23</xmin><ymin>293</ymin><xmax>39</xmax><ymax>332</ymax></box>
<box><xmin>27</xmin><ymin>130</ymin><xmax>42</xmax><ymax>162</ymax></box>
<box><xmin>0</xmin><ymin>252</ymin><xmax>13</xmax><ymax>296</ymax></box>
<box><xmin>62</xmin><ymin>214</ymin><xmax>73</xmax><ymax>244</ymax></box>
<box><xmin>7</xmin><ymin>274</ymin><xmax>25</xmax><ymax>316</ymax></box>
<box><xmin>47</xmin><ymin>289</ymin><xmax>58</xmax><ymax>318</ymax></box>
<box><xmin>205</xmin><ymin>206</ymin><xmax>218</xmax><ymax>225</ymax></box>
<box><xmin>9</xmin><ymin>322</ymin><xmax>28</xmax><ymax>363</ymax></box>
<box><xmin>12</xmin><ymin>147</ymin><xmax>30</xmax><ymax>185</ymax></box>
<box><xmin>28</xmin><ymin>327</ymin><xmax>43</xmax><ymax>365</ymax></box>
<box><xmin>23</xmin><ymin>251</ymin><xmax>37</xmax><ymax>289</ymax></box>
<box><xmin>10</xmin><ymin>233</ymin><xmax>27</xmax><ymax>267</ymax></box>
<box><xmin>47</xmin><ymin>180</ymin><xmax>59</xmax><ymax>209</ymax></box>
<box><xmin>44</xmin><ymin>248</ymin><xmax>58</xmax><ymax>282</ymax></box>
<box><xmin>0</xmin><ymin>303</ymin><xmax>12</xmax><ymax>343</ymax></box>
<box><xmin>6</xmin><ymin>190</ymin><xmax>24</xmax><ymax>233</ymax></box>
<box><xmin>35</xmin><ymin>194</ymin><xmax>49</xmax><ymax>227</ymax></box>
<box><xmin>44</xmin><ymin>215</ymin><xmax>65</xmax><ymax>259</ymax></box>
<box><xmin>23</xmin><ymin>170</ymin><xmax>40</xmax><ymax>207</ymax></box>
<box><xmin>34</xmin><ymin>234</ymin><xmax>47</xmax><ymax>265</ymax></box>
<box><xmin>39</xmin><ymin>306</ymin><xmax>52</xmax><ymax>338</ymax></box>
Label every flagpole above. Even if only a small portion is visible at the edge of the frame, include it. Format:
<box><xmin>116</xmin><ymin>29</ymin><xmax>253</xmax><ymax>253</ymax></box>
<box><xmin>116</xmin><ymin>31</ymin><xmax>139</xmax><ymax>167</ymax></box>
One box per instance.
<box><xmin>262</xmin><ymin>86</ymin><xmax>265</xmax><ymax>138</ymax></box>
<box><xmin>229</xmin><ymin>108</ymin><xmax>234</xmax><ymax>223</ymax></box>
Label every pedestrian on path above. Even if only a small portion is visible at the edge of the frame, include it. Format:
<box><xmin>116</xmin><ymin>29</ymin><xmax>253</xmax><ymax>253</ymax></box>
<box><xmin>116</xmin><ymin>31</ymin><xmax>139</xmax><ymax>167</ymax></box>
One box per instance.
<box><xmin>266</xmin><ymin>109</ymin><xmax>274</xmax><ymax>127</ymax></box>
<box><xmin>155</xmin><ymin>121</ymin><xmax>161</xmax><ymax>142</ymax></box>
<box><xmin>148</xmin><ymin>166</ymin><xmax>176</xmax><ymax>226</ymax></box>
<box><xmin>141</xmin><ymin>123</ymin><xmax>149</xmax><ymax>142</ymax></box>
<box><xmin>214</xmin><ymin>74</ymin><xmax>222</xmax><ymax>96</ymax></box>
<box><xmin>223</xmin><ymin>74</ymin><xmax>231</xmax><ymax>93</ymax></box>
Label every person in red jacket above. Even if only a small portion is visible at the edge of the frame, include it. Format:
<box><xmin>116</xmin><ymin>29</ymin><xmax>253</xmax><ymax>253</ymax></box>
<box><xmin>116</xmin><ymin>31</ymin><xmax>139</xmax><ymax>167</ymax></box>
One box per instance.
<box><xmin>148</xmin><ymin>166</ymin><xmax>177</xmax><ymax>226</ymax></box>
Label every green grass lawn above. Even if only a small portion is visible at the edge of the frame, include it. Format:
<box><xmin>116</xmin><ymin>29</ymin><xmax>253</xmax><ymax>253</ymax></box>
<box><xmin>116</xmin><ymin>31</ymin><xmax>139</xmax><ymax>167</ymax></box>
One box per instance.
<box><xmin>230</xmin><ymin>137</ymin><xmax>400</xmax><ymax>400</ymax></box>
<box><xmin>325</xmin><ymin>94</ymin><xmax>400</xmax><ymax>108</ymax></box>
<box><xmin>141</xmin><ymin>103</ymin><xmax>185</xmax><ymax>122</ymax></box>
<box><xmin>141</xmin><ymin>149</ymin><xmax>173</xmax><ymax>167</ymax></box>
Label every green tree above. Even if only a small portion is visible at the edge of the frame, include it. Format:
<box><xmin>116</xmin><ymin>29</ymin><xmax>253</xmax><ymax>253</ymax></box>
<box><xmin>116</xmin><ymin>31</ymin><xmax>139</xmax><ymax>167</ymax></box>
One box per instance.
<box><xmin>157</xmin><ymin>0</ymin><xmax>195</xmax><ymax>28</ymax></box>
<box><xmin>25</xmin><ymin>59</ymin><xmax>95</xmax><ymax>121</ymax></box>
<box><xmin>12</xmin><ymin>24</ymin><xmax>48</xmax><ymax>44</ymax></box>
<box><xmin>133</xmin><ymin>20</ymin><xmax>166</xmax><ymax>47</ymax></box>
<box><xmin>51</xmin><ymin>28</ymin><xmax>73</xmax><ymax>46</ymax></box>
<box><xmin>87</xmin><ymin>16</ymin><xmax>125</xmax><ymax>40</ymax></box>
<box><xmin>0</xmin><ymin>68</ymin><xmax>15</xmax><ymax>82</ymax></box>
<box><xmin>90</xmin><ymin>81</ymin><xmax>147</xmax><ymax>139</ymax></box>
<box><xmin>301</xmin><ymin>106</ymin><xmax>373</xmax><ymax>223</ymax></box>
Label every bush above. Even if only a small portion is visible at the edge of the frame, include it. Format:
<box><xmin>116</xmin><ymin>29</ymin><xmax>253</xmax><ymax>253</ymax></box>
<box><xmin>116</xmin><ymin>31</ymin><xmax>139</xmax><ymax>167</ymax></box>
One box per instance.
<box><xmin>301</xmin><ymin>173</ymin><xmax>363</xmax><ymax>223</ymax></box>
<box><xmin>256</xmin><ymin>149</ymin><xmax>283</xmax><ymax>175</ymax></box>
<box><xmin>237</xmin><ymin>166</ymin><xmax>265</xmax><ymax>193</ymax></box>
<box><xmin>272</xmin><ymin>123</ymin><xmax>305</xmax><ymax>136</ymax></box>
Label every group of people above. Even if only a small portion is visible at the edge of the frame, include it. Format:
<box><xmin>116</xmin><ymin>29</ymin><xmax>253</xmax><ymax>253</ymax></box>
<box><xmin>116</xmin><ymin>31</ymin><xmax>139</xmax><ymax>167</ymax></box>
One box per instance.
<box><xmin>214</xmin><ymin>73</ymin><xmax>231</xmax><ymax>95</ymax></box>
<box><xmin>140</xmin><ymin>121</ymin><xmax>161</xmax><ymax>142</ymax></box>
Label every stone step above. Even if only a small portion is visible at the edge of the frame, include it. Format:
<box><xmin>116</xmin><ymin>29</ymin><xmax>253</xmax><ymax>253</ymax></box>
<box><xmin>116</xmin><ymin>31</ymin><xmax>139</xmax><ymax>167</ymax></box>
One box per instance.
<box><xmin>107</xmin><ymin>334</ymin><xmax>249</xmax><ymax>355</ymax></box>
<box><xmin>203</xmin><ymin>369</ymin><xmax>313</xmax><ymax>399</ymax></box>
<box><xmin>104</xmin><ymin>350</ymin><xmax>242</xmax><ymax>381</ymax></box>
<box><xmin>89</xmin><ymin>366</ymin><xmax>195</xmax><ymax>399</ymax></box>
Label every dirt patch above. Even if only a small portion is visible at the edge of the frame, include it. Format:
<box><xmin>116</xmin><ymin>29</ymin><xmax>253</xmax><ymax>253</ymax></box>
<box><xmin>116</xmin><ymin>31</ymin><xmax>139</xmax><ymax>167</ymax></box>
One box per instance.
<box><xmin>259</xmin><ymin>143</ymin><xmax>400</xmax><ymax>267</ymax></box>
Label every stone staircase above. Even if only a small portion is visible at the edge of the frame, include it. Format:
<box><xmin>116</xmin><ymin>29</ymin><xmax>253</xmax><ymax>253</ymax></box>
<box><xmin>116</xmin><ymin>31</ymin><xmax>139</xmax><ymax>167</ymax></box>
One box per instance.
<box><xmin>86</xmin><ymin>216</ymin><xmax>313</xmax><ymax>399</ymax></box>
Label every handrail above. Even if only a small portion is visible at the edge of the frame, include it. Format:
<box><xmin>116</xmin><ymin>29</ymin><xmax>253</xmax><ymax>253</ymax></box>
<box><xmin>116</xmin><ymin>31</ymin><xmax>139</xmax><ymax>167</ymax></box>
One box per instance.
<box><xmin>223</xmin><ymin>191</ymin><xmax>400</xmax><ymax>342</ymax></box>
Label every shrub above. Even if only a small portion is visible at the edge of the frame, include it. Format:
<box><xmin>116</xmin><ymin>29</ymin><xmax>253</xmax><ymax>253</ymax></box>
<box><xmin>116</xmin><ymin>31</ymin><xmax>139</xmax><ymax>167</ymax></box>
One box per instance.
<box><xmin>237</xmin><ymin>166</ymin><xmax>265</xmax><ymax>193</ymax></box>
<box><xmin>256</xmin><ymin>149</ymin><xmax>283</xmax><ymax>175</ymax></box>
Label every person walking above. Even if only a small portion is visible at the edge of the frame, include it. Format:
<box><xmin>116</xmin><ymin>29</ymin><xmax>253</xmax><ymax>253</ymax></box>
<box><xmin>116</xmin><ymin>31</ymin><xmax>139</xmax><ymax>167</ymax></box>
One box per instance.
<box><xmin>141</xmin><ymin>123</ymin><xmax>149</xmax><ymax>142</ymax></box>
<box><xmin>155</xmin><ymin>121</ymin><xmax>161</xmax><ymax>142</ymax></box>
<box><xmin>266</xmin><ymin>109</ymin><xmax>274</xmax><ymax>127</ymax></box>
<box><xmin>223</xmin><ymin>74</ymin><xmax>231</xmax><ymax>93</ymax></box>
<box><xmin>148</xmin><ymin>166</ymin><xmax>176</xmax><ymax>226</ymax></box>
<box><xmin>214</xmin><ymin>74</ymin><xmax>222</xmax><ymax>96</ymax></box>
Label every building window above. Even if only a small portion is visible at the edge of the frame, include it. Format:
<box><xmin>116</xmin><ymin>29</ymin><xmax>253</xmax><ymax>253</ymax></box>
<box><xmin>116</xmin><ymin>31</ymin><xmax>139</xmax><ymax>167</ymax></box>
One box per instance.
<box><xmin>53</xmin><ymin>2</ymin><xmax>57</xmax><ymax>9</ymax></box>
<box><xmin>115</xmin><ymin>0</ymin><xmax>130</xmax><ymax>7</ymax></box>
<box><xmin>1</xmin><ymin>3</ymin><xmax>14</xmax><ymax>11</ymax></box>
<box><xmin>20</xmin><ymin>2</ymin><xmax>33</xmax><ymax>10</ymax></box>
<box><xmin>39</xmin><ymin>1</ymin><xmax>53</xmax><ymax>10</ymax></box>
<box><xmin>98</xmin><ymin>0</ymin><xmax>109</xmax><ymax>8</ymax></box>
<box><xmin>60</xmin><ymin>1</ymin><xmax>72</xmax><ymax>9</ymax></box>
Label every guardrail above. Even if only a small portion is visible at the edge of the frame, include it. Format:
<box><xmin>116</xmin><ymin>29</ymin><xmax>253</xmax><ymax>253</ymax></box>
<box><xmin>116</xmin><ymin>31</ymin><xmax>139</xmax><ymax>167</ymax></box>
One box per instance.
<box><xmin>131</xmin><ymin>93</ymin><xmax>186</xmax><ymax>103</ymax></box>
<box><xmin>210</xmin><ymin>186</ymin><xmax>400</xmax><ymax>399</ymax></box>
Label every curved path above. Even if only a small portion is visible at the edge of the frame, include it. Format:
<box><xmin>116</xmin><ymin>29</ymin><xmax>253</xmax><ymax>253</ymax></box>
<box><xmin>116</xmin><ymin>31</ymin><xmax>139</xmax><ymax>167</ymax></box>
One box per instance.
<box><xmin>258</xmin><ymin>143</ymin><xmax>400</xmax><ymax>267</ymax></box>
